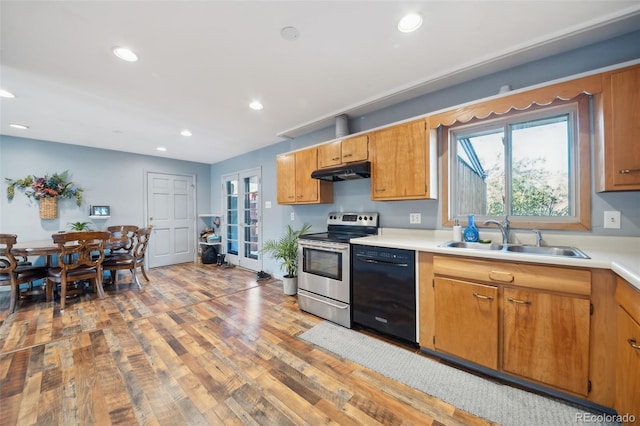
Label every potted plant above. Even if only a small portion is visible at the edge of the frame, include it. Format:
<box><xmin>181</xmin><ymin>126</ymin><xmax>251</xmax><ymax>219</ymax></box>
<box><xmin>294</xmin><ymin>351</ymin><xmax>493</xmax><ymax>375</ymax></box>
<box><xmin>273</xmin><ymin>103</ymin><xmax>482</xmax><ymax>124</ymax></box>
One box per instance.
<box><xmin>67</xmin><ymin>221</ymin><xmax>93</xmax><ymax>231</ymax></box>
<box><xmin>262</xmin><ymin>223</ymin><xmax>311</xmax><ymax>295</ymax></box>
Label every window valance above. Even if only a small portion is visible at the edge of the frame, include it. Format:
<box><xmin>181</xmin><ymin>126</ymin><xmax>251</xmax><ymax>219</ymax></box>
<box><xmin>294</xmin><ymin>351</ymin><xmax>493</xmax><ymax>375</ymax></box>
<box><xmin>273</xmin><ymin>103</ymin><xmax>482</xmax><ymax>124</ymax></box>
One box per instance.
<box><xmin>428</xmin><ymin>74</ymin><xmax>602</xmax><ymax>129</ymax></box>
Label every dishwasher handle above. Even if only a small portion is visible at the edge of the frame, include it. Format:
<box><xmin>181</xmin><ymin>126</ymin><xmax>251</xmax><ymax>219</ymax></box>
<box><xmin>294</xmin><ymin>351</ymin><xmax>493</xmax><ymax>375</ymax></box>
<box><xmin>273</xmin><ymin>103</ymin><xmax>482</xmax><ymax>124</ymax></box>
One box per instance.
<box><xmin>355</xmin><ymin>254</ymin><xmax>409</xmax><ymax>267</ymax></box>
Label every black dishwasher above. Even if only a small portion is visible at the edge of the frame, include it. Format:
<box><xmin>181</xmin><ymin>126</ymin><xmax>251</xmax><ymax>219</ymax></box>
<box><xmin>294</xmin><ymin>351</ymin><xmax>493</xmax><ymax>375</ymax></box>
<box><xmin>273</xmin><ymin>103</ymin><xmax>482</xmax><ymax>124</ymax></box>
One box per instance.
<box><xmin>351</xmin><ymin>244</ymin><xmax>416</xmax><ymax>343</ymax></box>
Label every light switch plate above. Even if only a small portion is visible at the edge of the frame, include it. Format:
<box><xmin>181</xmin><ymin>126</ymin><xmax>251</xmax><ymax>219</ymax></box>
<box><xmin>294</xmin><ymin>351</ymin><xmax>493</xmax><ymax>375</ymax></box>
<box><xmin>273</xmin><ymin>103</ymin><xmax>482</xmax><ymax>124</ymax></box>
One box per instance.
<box><xmin>290</xmin><ymin>211</ymin><xmax>295</xmax><ymax>221</ymax></box>
<box><xmin>604</xmin><ymin>211</ymin><xmax>621</xmax><ymax>229</ymax></box>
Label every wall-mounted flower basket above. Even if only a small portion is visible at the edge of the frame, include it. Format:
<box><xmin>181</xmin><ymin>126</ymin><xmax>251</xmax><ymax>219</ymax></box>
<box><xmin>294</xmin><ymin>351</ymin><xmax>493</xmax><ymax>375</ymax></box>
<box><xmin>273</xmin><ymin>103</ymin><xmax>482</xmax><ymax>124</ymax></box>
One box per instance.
<box><xmin>5</xmin><ymin>171</ymin><xmax>84</xmax><ymax>220</ymax></box>
<box><xmin>39</xmin><ymin>197</ymin><xmax>58</xmax><ymax>219</ymax></box>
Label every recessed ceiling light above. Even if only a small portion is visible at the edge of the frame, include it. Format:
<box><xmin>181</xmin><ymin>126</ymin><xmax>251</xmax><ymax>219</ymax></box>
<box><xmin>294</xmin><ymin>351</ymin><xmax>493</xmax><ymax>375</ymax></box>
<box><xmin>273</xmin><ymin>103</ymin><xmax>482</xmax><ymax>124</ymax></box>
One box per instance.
<box><xmin>113</xmin><ymin>47</ymin><xmax>138</xmax><ymax>62</ymax></box>
<box><xmin>156</xmin><ymin>146</ymin><xmax>167</xmax><ymax>152</ymax></box>
<box><xmin>0</xmin><ymin>89</ymin><xmax>15</xmax><ymax>98</ymax></box>
<box><xmin>249</xmin><ymin>100</ymin><xmax>263</xmax><ymax>111</ymax></box>
<box><xmin>280</xmin><ymin>26</ymin><xmax>300</xmax><ymax>41</ymax></box>
<box><xmin>9</xmin><ymin>123</ymin><xmax>29</xmax><ymax>130</ymax></box>
<box><xmin>398</xmin><ymin>13</ymin><xmax>423</xmax><ymax>33</ymax></box>
<box><xmin>180</xmin><ymin>129</ymin><xmax>192</xmax><ymax>137</ymax></box>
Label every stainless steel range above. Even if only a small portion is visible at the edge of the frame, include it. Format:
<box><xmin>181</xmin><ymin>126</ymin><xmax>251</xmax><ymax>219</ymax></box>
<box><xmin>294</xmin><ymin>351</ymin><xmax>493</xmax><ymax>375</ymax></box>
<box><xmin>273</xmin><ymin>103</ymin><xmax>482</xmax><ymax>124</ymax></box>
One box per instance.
<box><xmin>297</xmin><ymin>212</ymin><xmax>379</xmax><ymax>328</ymax></box>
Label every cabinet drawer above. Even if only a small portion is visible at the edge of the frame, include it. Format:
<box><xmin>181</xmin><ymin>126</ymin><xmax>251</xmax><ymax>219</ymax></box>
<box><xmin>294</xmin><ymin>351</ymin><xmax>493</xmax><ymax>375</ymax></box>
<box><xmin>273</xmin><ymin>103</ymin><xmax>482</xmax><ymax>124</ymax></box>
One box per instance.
<box><xmin>433</xmin><ymin>256</ymin><xmax>591</xmax><ymax>296</ymax></box>
<box><xmin>616</xmin><ymin>276</ymin><xmax>640</xmax><ymax>324</ymax></box>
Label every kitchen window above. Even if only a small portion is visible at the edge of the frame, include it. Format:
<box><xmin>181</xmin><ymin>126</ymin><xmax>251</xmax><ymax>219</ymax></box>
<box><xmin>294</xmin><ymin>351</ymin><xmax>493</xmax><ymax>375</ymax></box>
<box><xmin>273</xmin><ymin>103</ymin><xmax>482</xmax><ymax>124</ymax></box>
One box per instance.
<box><xmin>443</xmin><ymin>95</ymin><xmax>591</xmax><ymax>230</ymax></box>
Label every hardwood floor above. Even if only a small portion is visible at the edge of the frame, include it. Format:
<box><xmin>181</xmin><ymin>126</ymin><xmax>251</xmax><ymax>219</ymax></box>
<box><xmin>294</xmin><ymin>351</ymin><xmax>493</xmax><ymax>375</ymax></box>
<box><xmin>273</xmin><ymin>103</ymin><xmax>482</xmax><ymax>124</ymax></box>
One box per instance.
<box><xmin>0</xmin><ymin>263</ymin><xmax>493</xmax><ymax>425</ymax></box>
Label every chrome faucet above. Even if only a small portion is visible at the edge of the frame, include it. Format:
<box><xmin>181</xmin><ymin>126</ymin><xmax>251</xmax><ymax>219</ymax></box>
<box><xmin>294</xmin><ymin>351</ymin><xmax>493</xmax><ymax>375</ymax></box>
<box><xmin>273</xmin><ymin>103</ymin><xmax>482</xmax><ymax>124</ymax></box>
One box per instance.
<box><xmin>530</xmin><ymin>229</ymin><xmax>543</xmax><ymax>247</ymax></box>
<box><xmin>483</xmin><ymin>215</ymin><xmax>511</xmax><ymax>244</ymax></box>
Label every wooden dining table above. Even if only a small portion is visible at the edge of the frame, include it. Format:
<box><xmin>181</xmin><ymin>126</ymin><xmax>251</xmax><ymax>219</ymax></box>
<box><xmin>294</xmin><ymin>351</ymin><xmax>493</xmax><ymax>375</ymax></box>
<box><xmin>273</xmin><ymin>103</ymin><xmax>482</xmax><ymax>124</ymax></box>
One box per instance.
<box><xmin>6</xmin><ymin>236</ymin><xmax>129</xmax><ymax>301</ymax></box>
<box><xmin>10</xmin><ymin>237</ymin><xmax>128</xmax><ymax>260</ymax></box>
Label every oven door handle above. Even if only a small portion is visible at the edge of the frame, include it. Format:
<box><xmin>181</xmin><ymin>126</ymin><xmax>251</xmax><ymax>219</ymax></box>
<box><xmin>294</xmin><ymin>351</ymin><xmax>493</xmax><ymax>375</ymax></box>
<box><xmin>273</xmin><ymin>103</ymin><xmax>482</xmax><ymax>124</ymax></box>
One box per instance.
<box><xmin>299</xmin><ymin>242</ymin><xmax>349</xmax><ymax>252</ymax></box>
<box><xmin>356</xmin><ymin>256</ymin><xmax>409</xmax><ymax>267</ymax></box>
<box><xmin>298</xmin><ymin>292</ymin><xmax>349</xmax><ymax>309</ymax></box>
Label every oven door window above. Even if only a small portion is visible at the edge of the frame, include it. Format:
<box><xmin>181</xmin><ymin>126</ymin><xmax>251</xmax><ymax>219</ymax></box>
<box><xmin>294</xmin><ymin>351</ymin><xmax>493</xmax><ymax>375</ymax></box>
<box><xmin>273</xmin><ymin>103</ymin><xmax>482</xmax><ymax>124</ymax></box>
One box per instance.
<box><xmin>303</xmin><ymin>247</ymin><xmax>342</xmax><ymax>281</ymax></box>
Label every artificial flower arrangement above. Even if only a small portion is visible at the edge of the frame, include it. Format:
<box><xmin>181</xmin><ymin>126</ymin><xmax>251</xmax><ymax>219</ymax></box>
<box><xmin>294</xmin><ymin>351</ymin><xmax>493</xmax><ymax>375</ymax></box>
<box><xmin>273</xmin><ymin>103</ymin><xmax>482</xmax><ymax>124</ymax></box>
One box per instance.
<box><xmin>5</xmin><ymin>170</ymin><xmax>83</xmax><ymax>206</ymax></box>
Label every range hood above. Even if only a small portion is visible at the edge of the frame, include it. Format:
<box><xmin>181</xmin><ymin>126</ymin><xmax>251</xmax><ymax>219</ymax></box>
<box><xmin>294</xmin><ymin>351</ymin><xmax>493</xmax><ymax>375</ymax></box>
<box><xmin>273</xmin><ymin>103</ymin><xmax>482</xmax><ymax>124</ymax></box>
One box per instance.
<box><xmin>311</xmin><ymin>161</ymin><xmax>371</xmax><ymax>182</ymax></box>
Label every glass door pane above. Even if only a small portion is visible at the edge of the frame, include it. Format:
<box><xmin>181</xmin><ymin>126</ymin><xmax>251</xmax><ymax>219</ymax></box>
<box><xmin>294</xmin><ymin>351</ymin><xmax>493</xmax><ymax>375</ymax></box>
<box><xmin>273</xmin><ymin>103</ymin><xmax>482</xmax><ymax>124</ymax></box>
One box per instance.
<box><xmin>243</xmin><ymin>175</ymin><xmax>259</xmax><ymax>260</ymax></box>
<box><xmin>225</xmin><ymin>179</ymin><xmax>238</xmax><ymax>255</ymax></box>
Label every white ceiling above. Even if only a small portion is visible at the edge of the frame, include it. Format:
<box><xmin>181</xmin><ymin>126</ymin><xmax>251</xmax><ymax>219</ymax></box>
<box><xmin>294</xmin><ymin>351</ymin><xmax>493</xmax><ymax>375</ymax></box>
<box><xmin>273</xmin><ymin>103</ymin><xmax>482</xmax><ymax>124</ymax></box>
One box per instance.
<box><xmin>1</xmin><ymin>1</ymin><xmax>640</xmax><ymax>165</ymax></box>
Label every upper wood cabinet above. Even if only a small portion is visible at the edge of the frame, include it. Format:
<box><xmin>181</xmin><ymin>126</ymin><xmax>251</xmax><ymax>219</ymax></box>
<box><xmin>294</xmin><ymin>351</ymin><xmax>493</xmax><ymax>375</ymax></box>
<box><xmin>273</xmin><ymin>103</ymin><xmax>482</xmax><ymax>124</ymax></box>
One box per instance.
<box><xmin>595</xmin><ymin>64</ymin><xmax>640</xmax><ymax>191</ymax></box>
<box><xmin>276</xmin><ymin>153</ymin><xmax>296</xmax><ymax>204</ymax></box>
<box><xmin>318</xmin><ymin>135</ymin><xmax>369</xmax><ymax>169</ymax></box>
<box><xmin>370</xmin><ymin>118</ymin><xmax>436</xmax><ymax>201</ymax></box>
<box><xmin>341</xmin><ymin>134</ymin><xmax>369</xmax><ymax>164</ymax></box>
<box><xmin>276</xmin><ymin>148</ymin><xmax>333</xmax><ymax>205</ymax></box>
<box><xmin>318</xmin><ymin>141</ymin><xmax>342</xmax><ymax>169</ymax></box>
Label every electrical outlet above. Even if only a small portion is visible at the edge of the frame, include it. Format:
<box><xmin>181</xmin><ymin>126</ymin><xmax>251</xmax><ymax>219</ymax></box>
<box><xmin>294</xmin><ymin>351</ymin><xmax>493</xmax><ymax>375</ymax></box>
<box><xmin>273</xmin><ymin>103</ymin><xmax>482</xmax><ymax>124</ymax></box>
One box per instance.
<box><xmin>604</xmin><ymin>211</ymin><xmax>621</xmax><ymax>229</ymax></box>
<box><xmin>265</xmin><ymin>201</ymin><xmax>272</xmax><ymax>209</ymax></box>
<box><xmin>290</xmin><ymin>211</ymin><xmax>295</xmax><ymax>221</ymax></box>
<box><xmin>409</xmin><ymin>213</ymin><xmax>421</xmax><ymax>224</ymax></box>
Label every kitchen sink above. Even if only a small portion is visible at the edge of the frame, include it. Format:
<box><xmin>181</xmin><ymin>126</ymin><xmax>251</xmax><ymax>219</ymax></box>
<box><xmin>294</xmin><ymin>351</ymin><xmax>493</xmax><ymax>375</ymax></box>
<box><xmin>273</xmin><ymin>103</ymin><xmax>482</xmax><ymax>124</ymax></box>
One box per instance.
<box><xmin>443</xmin><ymin>241</ymin><xmax>504</xmax><ymax>250</ymax></box>
<box><xmin>439</xmin><ymin>241</ymin><xmax>590</xmax><ymax>259</ymax></box>
<box><xmin>502</xmin><ymin>245</ymin><xmax>590</xmax><ymax>258</ymax></box>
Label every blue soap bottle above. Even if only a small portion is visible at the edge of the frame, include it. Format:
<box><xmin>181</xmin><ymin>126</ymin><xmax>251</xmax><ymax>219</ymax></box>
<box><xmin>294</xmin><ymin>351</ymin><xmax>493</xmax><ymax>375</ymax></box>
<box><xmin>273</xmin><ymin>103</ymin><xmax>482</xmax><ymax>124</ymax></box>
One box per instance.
<box><xmin>463</xmin><ymin>214</ymin><xmax>480</xmax><ymax>242</ymax></box>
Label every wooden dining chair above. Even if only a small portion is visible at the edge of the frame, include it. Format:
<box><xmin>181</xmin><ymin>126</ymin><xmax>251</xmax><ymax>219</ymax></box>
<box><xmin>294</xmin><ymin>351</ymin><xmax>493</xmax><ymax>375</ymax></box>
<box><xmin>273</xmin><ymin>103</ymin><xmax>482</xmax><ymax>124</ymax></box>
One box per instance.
<box><xmin>103</xmin><ymin>227</ymin><xmax>151</xmax><ymax>290</ymax></box>
<box><xmin>0</xmin><ymin>234</ymin><xmax>48</xmax><ymax>313</ymax></box>
<box><xmin>46</xmin><ymin>231</ymin><xmax>111</xmax><ymax>311</ymax></box>
<box><xmin>106</xmin><ymin>225</ymin><xmax>138</xmax><ymax>256</ymax></box>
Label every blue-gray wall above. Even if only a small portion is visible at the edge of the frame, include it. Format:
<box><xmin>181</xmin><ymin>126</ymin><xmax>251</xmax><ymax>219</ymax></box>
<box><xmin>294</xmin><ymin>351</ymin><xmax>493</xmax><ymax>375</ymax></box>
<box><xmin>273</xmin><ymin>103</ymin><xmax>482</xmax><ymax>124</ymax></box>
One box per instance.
<box><xmin>211</xmin><ymin>30</ymin><xmax>640</xmax><ymax>277</ymax></box>
<box><xmin>1</xmin><ymin>30</ymin><xmax>639</xmax><ymax>278</ymax></box>
<box><xmin>0</xmin><ymin>136</ymin><xmax>211</xmax><ymax>240</ymax></box>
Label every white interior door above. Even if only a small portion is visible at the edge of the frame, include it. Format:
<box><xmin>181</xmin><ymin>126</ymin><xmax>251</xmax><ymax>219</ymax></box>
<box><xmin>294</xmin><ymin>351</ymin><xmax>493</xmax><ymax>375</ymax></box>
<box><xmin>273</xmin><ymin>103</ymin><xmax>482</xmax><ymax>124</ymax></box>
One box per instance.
<box><xmin>222</xmin><ymin>168</ymin><xmax>262</xmax><ymax>271</ymax></box>
<box><xmin>147</xmin><ymin>171</ymin><xmax>195</xmax><ymax>267</ymax></box>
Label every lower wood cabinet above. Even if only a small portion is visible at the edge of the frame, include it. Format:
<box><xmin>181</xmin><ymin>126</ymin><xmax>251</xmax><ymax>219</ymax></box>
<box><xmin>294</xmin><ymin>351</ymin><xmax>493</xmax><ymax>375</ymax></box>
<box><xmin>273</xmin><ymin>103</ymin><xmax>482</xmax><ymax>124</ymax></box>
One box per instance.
<box><xmin>502</xmin><ymin>287</ymin><xmax>591</xmax><ymax>396</ymax></box>
<box><xmin>434</xmin><ymin>277</ymin><xmax>498</xmax><ymax>369</ymax></box>
<box><xmin>615</xmin><ymin>307</ymin><xmax>640</xmax><ymax>420</ymax></box>
<box><xmin>615</xmin><ymin>277</ymin><xmax>640</xmax><ymax>422</ymax></box>
<box><xmin>430</xmin><ymin>255</ymin><xmax>593</xmax><ymax>398</ymax></box>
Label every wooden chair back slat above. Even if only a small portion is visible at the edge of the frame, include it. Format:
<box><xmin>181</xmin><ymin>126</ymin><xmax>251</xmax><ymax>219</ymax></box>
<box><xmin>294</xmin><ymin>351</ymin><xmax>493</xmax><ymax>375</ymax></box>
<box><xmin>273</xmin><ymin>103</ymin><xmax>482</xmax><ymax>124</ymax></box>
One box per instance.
<box><xmin>52</xmin><ymin>231</ymin><xmax>111</xmax><ymax>271</ymax></box>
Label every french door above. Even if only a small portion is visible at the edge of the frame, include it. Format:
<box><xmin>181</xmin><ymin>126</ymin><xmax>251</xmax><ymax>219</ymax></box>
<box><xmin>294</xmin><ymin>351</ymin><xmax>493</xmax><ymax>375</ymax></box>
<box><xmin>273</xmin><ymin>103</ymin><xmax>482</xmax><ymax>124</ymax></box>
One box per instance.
<box><xmin>222</xmin><ymin>168</ymin><xmax>262</xmax><ymax>271</ymax></box>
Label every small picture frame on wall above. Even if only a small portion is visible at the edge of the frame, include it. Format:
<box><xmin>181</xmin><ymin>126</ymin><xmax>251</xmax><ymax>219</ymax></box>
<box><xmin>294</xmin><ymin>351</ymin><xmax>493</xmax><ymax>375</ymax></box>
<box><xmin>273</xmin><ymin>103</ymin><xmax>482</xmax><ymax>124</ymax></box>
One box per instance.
<box><xmin>90</xmin><ymin>205</ymin><xmax>110</xmax><ymax>216</ymax></box>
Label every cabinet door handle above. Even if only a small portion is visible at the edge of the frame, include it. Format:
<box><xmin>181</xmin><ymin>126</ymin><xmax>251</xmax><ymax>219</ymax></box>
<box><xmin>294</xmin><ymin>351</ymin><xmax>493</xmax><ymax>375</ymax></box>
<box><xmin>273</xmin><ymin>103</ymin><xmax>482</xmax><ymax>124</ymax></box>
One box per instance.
<box><xmin>473</xmin><ymin>292</ymin><xmax>493</xmax><ymax>301</ymax></box>
<box><xmin>375</xmin><ymin>188</ymin><xmax>386</xmax><ymax>192</ymax></box>
<box><xmin>628</xmin><ymin>338</ymin><xmax>640</xmax><ymax>350</ymax></box>
<box><xmin>488</xmin><ymin>270</ymin><xmax>514</xmax><ymax>283</ymax></box>
<box><xmin>332</xmin><ymin>157</ymin><xmax>340</xmax><ymax>161</ymax></box>
<box><xmin>619</xmin><ymin>168</ymin><xmax>640</xmax><ymax>174</ymax></box>
<box><xmin>507</xmin><ymin>297</ymin><xmax>531</xmax><ymax>305</ymax></box>
<box><xmin>343</xmin><ymin>153</ymin><xmax>353</xmax><ymax>158</ymax></box>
